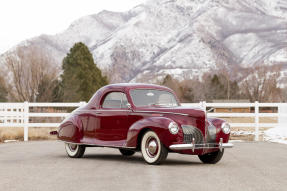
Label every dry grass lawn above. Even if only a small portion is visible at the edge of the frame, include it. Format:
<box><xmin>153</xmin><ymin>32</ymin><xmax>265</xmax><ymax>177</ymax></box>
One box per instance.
<box><xmin>0</xmin><ymin>127</ymin><xmax>57</xmax><ymax>143</ymax></box>
<box><xmin>223</xmin><ymin>117</ymin><xmax>276</xmax><ymax>141</ymax></box>
<box><xmin>221</xmin><ymin>117</ymin><xmax>277</xmax><ymax>124</ymax></box>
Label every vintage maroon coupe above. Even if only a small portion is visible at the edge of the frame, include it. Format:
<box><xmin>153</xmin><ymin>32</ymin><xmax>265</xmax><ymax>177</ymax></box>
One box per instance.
<box><xmin>53</xmin><ymin>83</ymin><xmax>233</xmax><ymax>164</ymax></box>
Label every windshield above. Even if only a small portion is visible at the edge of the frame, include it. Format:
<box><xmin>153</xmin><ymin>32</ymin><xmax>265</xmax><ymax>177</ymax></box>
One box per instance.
<box><xmin>130</xmin><ymin>89</ymin><xmax>179</xmax><ymax>107</ymax></box>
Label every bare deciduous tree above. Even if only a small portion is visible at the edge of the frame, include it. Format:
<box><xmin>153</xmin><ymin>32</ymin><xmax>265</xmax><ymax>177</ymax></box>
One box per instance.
<box><xmin>0</xmin><ymin>73</ymin><xmax>8</xmax><ymax>102</ymax></box>
<box><xmin>241</xmin><ymin>65</ymin><xmax>282</xmax><ymax>102</ymax></box>
<box><xmin>3</xmin><ymin>45</ymin><xmax>59</xmax><ymax>102</ymax></box>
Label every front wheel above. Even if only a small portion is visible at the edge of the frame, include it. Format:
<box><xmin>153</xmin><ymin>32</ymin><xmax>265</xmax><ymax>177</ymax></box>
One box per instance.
<box><xmin>198</xmin><ymin>149</ymin><xmax>224</xmax><ymax>164</ymax></box>
<box><xmin>141</xmin><ymin>131</ymin><xmax>168</xmax><ymax>165</ymax></box>
<box><xmin>65</xmin><ymin>143</ymin><xmax>86</xmax><ymax>158</ymax></box>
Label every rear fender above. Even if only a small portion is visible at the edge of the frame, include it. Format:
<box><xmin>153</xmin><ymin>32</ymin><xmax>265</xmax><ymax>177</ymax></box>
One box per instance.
<box><xmin>58</xmin><ymin>115</ymin><xmax>84</xmax><ymax>143</ymax></box>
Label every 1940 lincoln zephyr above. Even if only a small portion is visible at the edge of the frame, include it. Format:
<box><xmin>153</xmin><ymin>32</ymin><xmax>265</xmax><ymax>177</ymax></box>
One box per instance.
<box><xmin>51</xmin><ymin>83</ymin><xmax>233</xmax><ymax>165</ymax></box>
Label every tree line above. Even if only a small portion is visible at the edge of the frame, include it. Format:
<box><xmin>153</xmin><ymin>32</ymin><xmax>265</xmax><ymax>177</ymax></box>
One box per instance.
<box><xmin>0</xmin><ymin>42</ymin><xmax>285</xmax><ymax>103</ymax></box>
<box><xmin>0</xmin><ymin>42</ymin><xmax>107</xmax><ymax>102</ymax></box>
<box><xmin>161</xmin><ymin>64</ymin><xmax>284</xmax><ymax>103</ymax></box>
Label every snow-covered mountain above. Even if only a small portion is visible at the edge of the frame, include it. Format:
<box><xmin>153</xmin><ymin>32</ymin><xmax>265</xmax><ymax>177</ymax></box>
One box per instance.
<box><xmin>1</xmin><ymin>0</ymin><xmax>287</xmax><ymax>83</ymax></box>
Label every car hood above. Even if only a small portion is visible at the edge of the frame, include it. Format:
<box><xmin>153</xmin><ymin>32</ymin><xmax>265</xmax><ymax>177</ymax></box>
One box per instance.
<box><xmin>134</xmin><ymin>106</ymin><xmax>205</xmax><ymax>118</ymax></box>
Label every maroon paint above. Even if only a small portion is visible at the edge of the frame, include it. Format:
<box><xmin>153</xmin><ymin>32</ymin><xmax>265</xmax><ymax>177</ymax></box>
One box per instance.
<box><xmin>57</xmin><ymin>83</ymin><xmax>231</xmax><ymax>155</ymax></box>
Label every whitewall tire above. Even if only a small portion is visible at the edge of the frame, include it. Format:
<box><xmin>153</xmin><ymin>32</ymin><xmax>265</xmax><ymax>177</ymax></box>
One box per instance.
<box><xmin>141</xmin><ymin>131</ymin><xmax>168</xmax><ymax>165</ymax></box>
<box><xmin>65</xmin><ymin>143</ymin><xmax>86</xmax><ymax>158</ymax></box>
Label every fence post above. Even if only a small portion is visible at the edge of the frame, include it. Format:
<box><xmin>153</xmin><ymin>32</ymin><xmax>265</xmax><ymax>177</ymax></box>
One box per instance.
<box><xmin>200</xmin><ymin>101</ymin><xmax>206</xmax><ymax>112</ymax></box>
<box><xmin>3</xmin><ymin>103</ymin><xmax>7</xmax><ymax>124</ymax></box>
<box><xmin>254</xmin><ymin>101</ymin><xmax>259</xmax><ymax>141</ymax></box>
<box><xmin>23</xmin><ymin>101</ymin><xmax>29</xmax><ymax>142</ymax></box>
<box><xmin>80</xmin><ymin>101</ymin><xmax>86</xmax><ymax>107</ymax></box>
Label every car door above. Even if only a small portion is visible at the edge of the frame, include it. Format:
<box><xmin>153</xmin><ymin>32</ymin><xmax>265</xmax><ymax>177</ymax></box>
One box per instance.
<box><xmin>97</xmin><ymin>91</ymin><xmax>130</xmax><ymax>146</ymax></box>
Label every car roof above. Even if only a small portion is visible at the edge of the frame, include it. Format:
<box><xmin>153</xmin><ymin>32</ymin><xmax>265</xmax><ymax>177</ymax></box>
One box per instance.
<box><xmin>102</xmin><ymin>83</ymin><xmax>172</xmax><ymax>91</ymax></box>
<box><xmin>86</xmin><ymin>83</ymin><xmax>175</xmax><ymax>109</ymax></box>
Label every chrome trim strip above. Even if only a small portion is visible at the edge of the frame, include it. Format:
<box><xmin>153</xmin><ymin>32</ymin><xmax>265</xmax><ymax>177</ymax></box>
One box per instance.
<box><xmin>60</xmin><ymin>140</ymin><xmax>136</xmax><ymax>149</ymax></box>
<box><xmin>95</xmin><ymin>109</ymin><xmax>131</xmax><ymax>112</ymax></box>
<box><xmin>134</xmin><ymin>110</ymin><xmax>189</xmax><ymax>116</ymax></box>
<box><xmin>79</xmin><ymin>109</ymin><xmax>131</xmax><ymax>112</ymax></box>
<box><xmin>78</xmin><ymin>109</ymin><xmax>189</xmax><ymax>116</ymax></box>
<box><xmin>169</xmin><ymin>142</ymin><xmax>234</xmax><ymax>151</ymax></box>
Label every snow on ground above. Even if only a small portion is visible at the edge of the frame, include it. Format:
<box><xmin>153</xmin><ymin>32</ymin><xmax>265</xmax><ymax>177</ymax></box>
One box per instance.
<box><xmin>264</xmin><ymin>126</ymin><xmax>287</xmax><ymax>144</ymax></box>
<box><xmin>231</xmin><ymin>128</ymin><xmax>287</xmax><ymax>144</ymax></box>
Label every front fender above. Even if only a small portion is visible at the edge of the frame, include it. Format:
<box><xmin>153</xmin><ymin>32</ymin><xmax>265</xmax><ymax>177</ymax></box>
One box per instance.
<box><xmin>208</xmin><ymin>118</ymin><xmax>230</xmax><ymax>143</ymax></box>
<box><xmin>126</xmin><ymin>117</ymin><xmax>179</xmax><ymax>148</ymax></box>
<box><xmin>58</xmin><ymin>115</ymin><xmax>84</xmax><ymax>143</ymax></box>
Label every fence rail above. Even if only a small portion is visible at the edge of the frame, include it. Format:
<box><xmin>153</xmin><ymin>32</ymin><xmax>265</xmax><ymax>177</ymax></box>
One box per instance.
<box><xmin>0</xmin><ymin>102</ymin><xmax>86</xmax><ymax>141</ymax></box>
<box><xmin>0</xmin><ymin>101</ymin><xmax>286</xmax><ymax>141</ymax></box>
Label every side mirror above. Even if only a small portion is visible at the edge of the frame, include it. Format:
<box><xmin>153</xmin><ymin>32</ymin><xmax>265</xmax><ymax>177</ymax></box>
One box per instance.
<box><xmin>126</xmin><ymin>103</ymin><xmax>132</xmax><ymax>110</ymax></box>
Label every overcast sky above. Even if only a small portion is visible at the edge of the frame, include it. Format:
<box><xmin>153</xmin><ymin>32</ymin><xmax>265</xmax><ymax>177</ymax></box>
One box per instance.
<box><xmin>0</xmin><ymin>0</ymin><xmax>146</xmax><ymax>54</ymax></box>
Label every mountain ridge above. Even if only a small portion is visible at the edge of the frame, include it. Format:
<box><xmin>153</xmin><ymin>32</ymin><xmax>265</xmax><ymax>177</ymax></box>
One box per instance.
<box><xmin>1</xmin><ymin>0</ymin><xmax>287</xmax><ymax>83</ymax></box>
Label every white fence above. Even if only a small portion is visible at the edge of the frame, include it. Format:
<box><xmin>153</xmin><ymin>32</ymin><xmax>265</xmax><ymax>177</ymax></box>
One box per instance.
<box><xmin>0</xmin><ymin>102</ymin><xmax>86</xmax><ymax>141</ymax></box>
<box><xmin>185</xmin><ymin>102</ymin><xmax>287</xmax><ymax>141</ymax></box>
<box><xmin>0</xmin><ymin>101</ymin><xmax>287</xmax><ymax>141</ymax></box>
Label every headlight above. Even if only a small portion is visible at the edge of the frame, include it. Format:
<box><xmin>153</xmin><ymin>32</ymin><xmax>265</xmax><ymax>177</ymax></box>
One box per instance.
<box><xmin>221</xmin><ymin>122</ymin><xmax>231</xmax><ymax>134</ymax></box>
<box><xmin>168</xmin><ymin>122</ymin><xmax>179</xmax><ymax>134</ymax></box>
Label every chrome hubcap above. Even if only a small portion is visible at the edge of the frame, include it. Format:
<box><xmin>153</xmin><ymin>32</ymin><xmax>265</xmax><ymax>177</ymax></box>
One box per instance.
<box><xmin>145</xmin><ymin>137</ymin><xmax>158</xmax><ymax>157</ymax></box>
<box><xmin>68</xmin><ymin>144</ymin><xmax>77</xmax><ymax>151</ymax></box>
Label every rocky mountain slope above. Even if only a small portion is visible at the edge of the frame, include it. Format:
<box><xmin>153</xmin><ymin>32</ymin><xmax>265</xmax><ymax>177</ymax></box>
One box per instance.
<box><xmin>1</xmin><ymin>0</ymin><xmax>287</xmax><ymax>83</ymax></box>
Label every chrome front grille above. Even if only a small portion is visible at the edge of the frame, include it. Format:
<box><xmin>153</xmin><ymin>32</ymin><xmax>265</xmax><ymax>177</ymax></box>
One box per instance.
<box><xmin>206</xmin><ymin>121</ymin><xmax>216</xmax><ymax>143</ymax></box>
<box><xmin>181</xmin><ymin>125</ymin><xmax>204</xmax><ymax>144</ymax></box>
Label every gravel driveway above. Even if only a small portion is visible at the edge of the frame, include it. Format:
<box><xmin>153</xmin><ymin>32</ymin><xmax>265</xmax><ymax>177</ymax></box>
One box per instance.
<box><xmin>0</xmin><ymin>141</ymin><xmax>286</xmax><ymax>191</ymax></box>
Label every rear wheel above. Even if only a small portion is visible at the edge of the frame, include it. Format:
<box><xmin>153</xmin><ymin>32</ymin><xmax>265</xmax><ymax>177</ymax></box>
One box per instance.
<box><xmin>65</xmin><ymin>143</ymin><xmax>86</xmax><ymax>158</ymax></box>
<box><xmin>119</xmin><ymin>149</ymin><xmax>135</xmax><ymax>156</ymax></box>
<box><xmin>198</xmin><ymin>149</ymin><xmax>224</xmax><ymax>164</ymax></box>
<box><xmin>141</xmin><ymin>131</ymin><xmax>168</xmax><ymax>165</ymax></box>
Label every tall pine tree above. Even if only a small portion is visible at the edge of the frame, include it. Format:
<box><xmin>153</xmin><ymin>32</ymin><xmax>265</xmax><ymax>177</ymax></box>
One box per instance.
<box><xmin>60</xmin><ymin>42</ymin><xmax>108</xmax><ymax>102</ymax></box>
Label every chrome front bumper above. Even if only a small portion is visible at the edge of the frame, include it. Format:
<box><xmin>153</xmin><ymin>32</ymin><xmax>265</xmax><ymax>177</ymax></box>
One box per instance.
<box><xmin>169</xmin><ymin>138</ymin><xmax>233</xmax><ymax>152</ymax></box>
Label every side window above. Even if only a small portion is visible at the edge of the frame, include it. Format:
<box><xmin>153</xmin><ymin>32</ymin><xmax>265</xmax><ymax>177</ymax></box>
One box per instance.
<box><xmin>102</xmin><ymin>92</ymin><xmax>129</xmax><ymax>109</ymax></box>
<box><xmin>121</xmin><ymin>93</ymin><xmax>128</xmax><ymax>108</ymax></box>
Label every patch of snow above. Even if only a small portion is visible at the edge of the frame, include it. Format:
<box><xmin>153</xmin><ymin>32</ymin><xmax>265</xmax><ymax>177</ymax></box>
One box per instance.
<box><xmin>4</xmin><ymin>140</ymin><xmax>18</xmax><ymax>143</ymax></box>
<box><xmin>268</xmin><ymin>49</ymin><xmax>287</xmax><ymax>63</ymax></box>
<box><xmin>229</xmin><ymin>140</ymin><xmax>244</xmax><ymax>143</ymax></box>
<box><xmin>231</xmin><ymin>131</ymin><xmax>255</xmax><ymax>135</ymax></box>
<box><xmin>264</xmin><ymin>126</ymin><xmax>287</xmax><ymax>144</ymax></box>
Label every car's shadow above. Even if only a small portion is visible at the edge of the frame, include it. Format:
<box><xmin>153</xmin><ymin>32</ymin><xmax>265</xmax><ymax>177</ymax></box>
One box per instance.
<box><xmin>69</xmin><ymin>154</ymin><xmax>204</xmax><ymax>166</ymax></box>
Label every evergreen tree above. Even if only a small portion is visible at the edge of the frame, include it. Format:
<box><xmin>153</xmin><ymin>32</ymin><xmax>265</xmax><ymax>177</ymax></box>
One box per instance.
<box><xmin>205</xmin><ymin>74</ymin><xmax>241</xmax><ymax>101</ymax></box>
<box><xmin>60</xmin><ymin>42</ymin><xmax>108</xmax><ymax>102</ymax></box>
<box><xmin>229</xmin><ymin>81</ymin><xmax>240</xmax><ymax>100</ymax></box>
<box><xmin>161</xmin><ymin>74</ymin><xmax>183</xmax><ymax>100</ymax></box>
<box><xmin>36</xmin><ymin>78</ymin><xmax>59</xmax><ymax>102</ymax></box>
<box><xmin>206</xmin><ymin>74</ymin><xmax>225</xmax><ymax>100</ymax></box>
<box><xmin>52</xmin><ymin>80</ymin><xmax>64</xmax><ymax>102</ymax></box>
